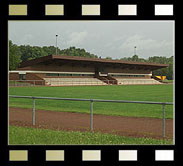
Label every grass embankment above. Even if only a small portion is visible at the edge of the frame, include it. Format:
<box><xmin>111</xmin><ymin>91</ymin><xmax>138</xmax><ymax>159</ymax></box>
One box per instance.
<box><xmin>9</xmin><ymin>126</ymin><xmax>173</xmax><ymax>145</ymax></box>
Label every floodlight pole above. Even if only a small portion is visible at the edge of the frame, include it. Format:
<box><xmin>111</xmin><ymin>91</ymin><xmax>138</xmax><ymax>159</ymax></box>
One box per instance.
<box><xmin>163</xmin><ymin>104</ymin><xmax>166</xmax><ymax>137</ymax></box>
<box><xmin>56</xmin><ymin>35</ymin><xmax>58</xmax><ymax>55</ymax></box>
<box><xmin>32</xmin><ymin>97</ymin><xmax>35</xmax><ymax>125</ymax></box>
<box><xmin>90</xmin><ymin>100</ymin><xmax>93</xmax><ymax>132</ymax></box>
<box><xmin>134</xmin><ymin>46</ymin><xmax>137</xmax><ymax>55</ymax></box>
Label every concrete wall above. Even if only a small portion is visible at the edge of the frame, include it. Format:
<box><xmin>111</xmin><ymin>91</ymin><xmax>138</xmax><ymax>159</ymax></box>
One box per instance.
<box><xmin>9</xmin><ymin>73</ymin><xmax>19</xmax><ymax>80</ymax></box>
<box><xmin>9</xmin><ymin>73</ymin><xmax>46</xmax><ymax>85</ymax></box>
<box><xmin>26</xmin><ymin>73</ymin><xmax>46</xmax><ymax>80</ymax></box>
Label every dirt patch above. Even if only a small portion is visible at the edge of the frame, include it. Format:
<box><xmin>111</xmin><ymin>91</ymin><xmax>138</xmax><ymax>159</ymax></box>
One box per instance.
<box><xmin>9</xmin><ymin>107</ymin><xmax>173</xmax><ymax>139</ymax></box>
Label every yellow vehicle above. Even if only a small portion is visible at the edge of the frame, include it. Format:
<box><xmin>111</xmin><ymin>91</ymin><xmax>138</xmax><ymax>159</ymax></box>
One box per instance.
<box><xmin>155</xmin><ymin>76</ymin><xmax>166</xmax><ymax>80</ymax></box>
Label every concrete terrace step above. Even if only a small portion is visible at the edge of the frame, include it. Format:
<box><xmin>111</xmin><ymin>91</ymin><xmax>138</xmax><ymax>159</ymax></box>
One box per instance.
<box><xmin>43</xmin><ymin>77</ymin><xmax>107</xmax><ymax>86</ymax></box>
<box><xmin>116</xmin><ymin>79</ymin><xmax>162</xmax><ymax>85</ymax></box>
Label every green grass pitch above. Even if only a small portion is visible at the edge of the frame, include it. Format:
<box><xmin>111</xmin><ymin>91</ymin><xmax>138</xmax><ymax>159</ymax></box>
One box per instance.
<box><xmin>9</xmin><ymin>84</ymin><xmax>174</xmax><ymax>119</ymax></box>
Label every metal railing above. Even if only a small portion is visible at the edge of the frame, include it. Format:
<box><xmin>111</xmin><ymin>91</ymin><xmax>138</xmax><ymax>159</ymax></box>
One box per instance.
<box><xmin>9</xmin><ymin>95</ymin><xmax>173</xmax><ymax>137</ymax></box>
<box><xmin>45</xmin><ymin>79</ymin><xmax>160</xmax><ymax>85</ymax></box>
<box><xmin>9</xmin><ymin>79</ymin><xmax>161</xmax><ymax>87</ymax></box>
<box><xmin>47</xmin><ymin>80</ymin><xmax>109</xmax><ymax>85</ymax></box>
<box><xmin>9</xmin><ymin>80</ymin><xmax>45</xmax><ymax>87</ymax></box>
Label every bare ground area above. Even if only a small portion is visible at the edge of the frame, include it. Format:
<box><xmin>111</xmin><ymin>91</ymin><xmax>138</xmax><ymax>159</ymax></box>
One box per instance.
<box><xmin>9</xmin><ymin>107</ymin><xmax>173</xmax><ymax>139</ymax></box>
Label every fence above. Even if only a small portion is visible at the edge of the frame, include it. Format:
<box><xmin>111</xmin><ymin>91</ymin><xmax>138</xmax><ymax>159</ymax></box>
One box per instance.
<box><xmin>45</xmin><ymin>80</ymin><xmax>110</xmax><ymax>86</ymax></box>
<box><xmin>117</xmin><ymin>79</ymin><xmax>160</xmax><ymax>85</ymax></box>
<box><xmin>9</xmin><ymin>80</ymin><xmax>109</xmax><ymax>86</ymax></box>
<box><xmin>9</xmin><ymin>79</ymin><xmax>161</xmax><ymax>87</ymax></box>
<box><xmin>9</xmin><ymin>95</ymin><xmax>173</xmax><ymax>137</ymax></box>
<box><xmin>9</xmin><ymin>80</ymin><xmax>45</xmax><ymax>87</ymax></box>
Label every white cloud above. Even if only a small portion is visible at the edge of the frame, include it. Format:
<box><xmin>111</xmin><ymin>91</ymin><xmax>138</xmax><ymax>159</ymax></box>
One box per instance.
<box><xmin>67</xmin><ymin>31</ymin><xmax>88</xmax><ymax>46</ymax></box>
<box><xmin>118</xmin><ymin>34</ymin><xmax>173</xmax><ymax>58</ymax></box>
<box><xmin>120</xmin><ymin>34</ymin><xmax>170</xmax><ymax>50</ymax></box>
<box><xmin>9</xmin><ymin>21</ymin><xmax>174</xmax><ymax>59</ymax></box>
<box><xmin>14</xmin><ymin>34</ymin><xmax>33</xmax><ymax>45</ymax></box>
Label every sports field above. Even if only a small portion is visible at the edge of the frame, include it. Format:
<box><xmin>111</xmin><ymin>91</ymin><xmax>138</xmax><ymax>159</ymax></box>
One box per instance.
<box><xmin>9</xmin><ymin>84</ymin><xmax>174</xmax><ymax>145</ymax></box>
<box><xmin>9</xmin><ymin>84</ymin><xmax>173</xmax><ymax>118</ymax></box>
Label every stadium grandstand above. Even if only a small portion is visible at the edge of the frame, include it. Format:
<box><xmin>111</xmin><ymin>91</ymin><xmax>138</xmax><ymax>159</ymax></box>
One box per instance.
<box><xmin>9</xmin><ymin>55</ymin><xmax>169</xmax><ymax>86</ymax></box>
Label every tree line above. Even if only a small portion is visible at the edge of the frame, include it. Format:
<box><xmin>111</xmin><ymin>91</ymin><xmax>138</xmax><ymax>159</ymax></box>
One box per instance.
<box><xmin>9</xmin><ymin>40</ymin><xmax>173</xmax><ymax>80</ymax></box>
<box><xmin>120</xmin><ymin>55</ymin><xmax>173</xmax><ymax>80</ymax></box>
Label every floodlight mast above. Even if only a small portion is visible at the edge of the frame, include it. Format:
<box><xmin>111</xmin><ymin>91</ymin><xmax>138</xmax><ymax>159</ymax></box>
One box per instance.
<box><xmin>134</xmin><ymin>46</ymin><xmax>137</xmax><ymax>55</ymax></box>
<box><xmin>56</xmin><ymin>35</ymin><xmax>58</xmax><ymax>55</ymax></box>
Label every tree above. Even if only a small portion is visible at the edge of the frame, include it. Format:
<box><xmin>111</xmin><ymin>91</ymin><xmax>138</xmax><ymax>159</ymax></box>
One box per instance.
<box><xmin>106</xmin><ymin>56</ymin><xmax>112</xmax><ymax>59</ymax></box>
<box><xmin>9</xmin><ymin>40</ymin><xmax>22</xmax><ymax>70</ymax></box>
<box><xmin>59</xmin><ymin>47</ymin><xmax>98</xmax><ymax>58</ymax></box>
<box><xmin>149</xmin><ymin>56</ymin><xmax>173</xmax><ymax>80</ymax></box>
<box><xmin>121</xmin><ymin>55</ymin><xmax>173</xmax><ymax>80</ymax></box>
<box><xmin>19</xmin><ymin>45</ymin><xmax>33</xmax><ymax>61</ymax></box>
<box><xmin>131</xmin><ymin>55</ymin><xmax>139</xmax><ymax>62</ymax></box>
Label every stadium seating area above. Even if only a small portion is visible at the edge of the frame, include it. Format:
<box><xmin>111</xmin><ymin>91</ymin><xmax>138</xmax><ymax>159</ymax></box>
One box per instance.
<box><xmin>115</xmin><ymin>78</ymin><xmax>162</xmax><ymax>85</ymax></box>
<box><xmin>44</xmin><ymin>77</ymin><xmax>107</xmax><ymax>86</ymax></box>
<box><xmin>43</xmin><ymin>77</ymin><xmax>162</xmax><ymax>86</ymax></box>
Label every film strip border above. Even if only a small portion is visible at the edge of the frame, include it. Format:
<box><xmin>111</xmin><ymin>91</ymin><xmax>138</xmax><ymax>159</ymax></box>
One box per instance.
<box><xmin>1</xmin><ymin>1</ymin><xmax>179</xmax><ymax>166</ymax></box>
<box><xmin>7</xmin><ymin>1</ymin><xmax>175</xmax><ymax>18</ymax></box>
<box><xmin>8</xmin><ymin>4</ymin><xmax>174</xmax><ymax>16</ymax></box>
<box><xmin>7</xmin><ymin>149</ymin><xmax>175</xmax><ymax>162</ymax></box>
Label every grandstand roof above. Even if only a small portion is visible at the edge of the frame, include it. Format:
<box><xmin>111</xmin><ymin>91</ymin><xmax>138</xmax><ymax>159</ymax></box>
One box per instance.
<box><xmin>19</xmin><ymin>54</ymin><xmax>169</xmax><ymax>70</ymax></box>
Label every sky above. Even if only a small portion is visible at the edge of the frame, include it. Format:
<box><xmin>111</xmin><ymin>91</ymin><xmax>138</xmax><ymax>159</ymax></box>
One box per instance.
<box><xmin>8</xmin><ymin>21</ymin><xmax>174</xmax><ymax>59</ymax></box>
